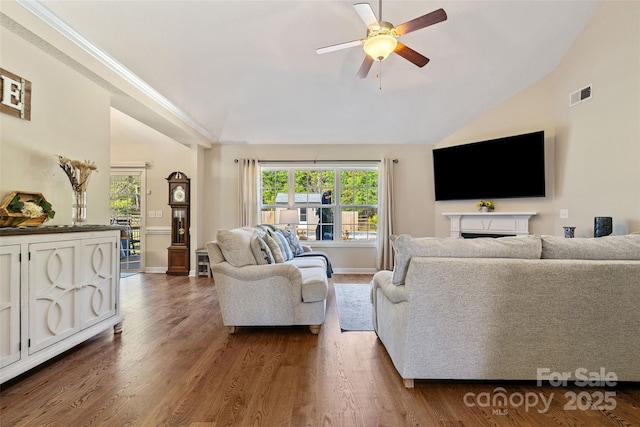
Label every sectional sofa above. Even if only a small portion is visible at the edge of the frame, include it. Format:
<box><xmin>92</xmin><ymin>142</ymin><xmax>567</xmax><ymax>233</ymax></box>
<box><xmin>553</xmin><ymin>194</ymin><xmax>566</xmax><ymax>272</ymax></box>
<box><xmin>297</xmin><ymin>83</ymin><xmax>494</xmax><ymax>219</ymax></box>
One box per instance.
<box><xmin>371</xmin><ymin>234</ymin><xmax>640</xmax><ymax>388</ymax></box>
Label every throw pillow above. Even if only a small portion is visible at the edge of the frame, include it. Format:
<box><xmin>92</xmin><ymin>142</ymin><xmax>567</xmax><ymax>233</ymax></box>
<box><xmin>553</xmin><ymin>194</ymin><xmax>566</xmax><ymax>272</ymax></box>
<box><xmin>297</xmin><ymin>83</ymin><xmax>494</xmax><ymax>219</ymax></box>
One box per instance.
<box><xmin>541</xmin><ymin>234</ymin><xmax>640</xmax><ymax>260</ymax></box>
<box><xmin>391</xmin><ymin>234</ymin><xmax>542</xmax><ymax>286</ymax></box>
<box><xmin>267</xmin><ymin>228</ymin><xmax>289</xmax><ymax>261</ymax></box>
<box><xmin>280</xmin><ymin>228</ymin><xmax>304</xmax><ymax>256</ymax></box>
<box><xmin>250</xmin><ymin>233</ymin><xmax>274</xmax><ymax>265</ymax></box>
<box><xmin>216</xmin><ymin>228</ymin><xmax>257</xmax><ymax>267</ymax></box>
<box><xmin>256</xmin><ymin>224</ymin><xmax>277</xmax><ymax>232</ymax></box>
<box><xmin>251</xmin><ymin>226</ymin><xmax>267</xmax><ymax>239</ymax></box>
<box><xmin>275</xmin><ymin>230</ymin><xmax>294</xmax><ymax>261</ymax></box>
<box><xmin>263</xmin><ymin>232</ymin><xmax>285</xmax><ymax>263</ymax></box>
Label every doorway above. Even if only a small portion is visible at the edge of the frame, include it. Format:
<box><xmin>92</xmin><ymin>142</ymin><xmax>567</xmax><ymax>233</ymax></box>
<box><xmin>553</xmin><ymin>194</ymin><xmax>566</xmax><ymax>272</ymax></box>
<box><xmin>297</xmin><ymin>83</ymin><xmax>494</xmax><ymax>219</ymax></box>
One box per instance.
<box><xmin>110</xmin><ymin>168</ymin><xmax>145</xmax><ymax>275</ymax></box>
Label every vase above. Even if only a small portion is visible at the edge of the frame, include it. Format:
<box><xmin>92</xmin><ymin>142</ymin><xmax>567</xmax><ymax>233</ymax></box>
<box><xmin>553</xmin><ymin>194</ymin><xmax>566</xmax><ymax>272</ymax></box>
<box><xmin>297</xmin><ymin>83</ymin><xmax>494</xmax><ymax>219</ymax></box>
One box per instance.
<box><xmin>563</xmin><ymin>226</ymin><xmax>576</xmax><ymax>238</ymax></box>
<box><xmin>481</xmin><ymin>206</ymin><xmax>489</xmax><ymax>213</ymax></box>
<box><xmin>72</xmin><ymin>191</ymin><xmax>87</xmax><ymax>225</ymax></box>
<box><xmin>594</xmin><ymin>217</ymin><xmax>612</xmax><ymax>237</ymax></box>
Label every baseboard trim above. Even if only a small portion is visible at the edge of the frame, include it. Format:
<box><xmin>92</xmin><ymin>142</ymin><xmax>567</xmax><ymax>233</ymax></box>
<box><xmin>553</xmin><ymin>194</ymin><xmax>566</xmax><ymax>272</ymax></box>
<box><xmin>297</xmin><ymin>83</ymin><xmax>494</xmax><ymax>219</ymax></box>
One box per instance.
<box><xmin>332</xmin><ymin>268</ymin><xmax>378</xmax><ymax>275</ymax></box>
<box><xmin>145</xmin><ymin>226</ymin><xmax>171</xmax><ymax>235</ymax></box>
<box><xmin>144</xmin><ymin>267</ymin><xmax>166</xmax><ymax>274</ymax></box>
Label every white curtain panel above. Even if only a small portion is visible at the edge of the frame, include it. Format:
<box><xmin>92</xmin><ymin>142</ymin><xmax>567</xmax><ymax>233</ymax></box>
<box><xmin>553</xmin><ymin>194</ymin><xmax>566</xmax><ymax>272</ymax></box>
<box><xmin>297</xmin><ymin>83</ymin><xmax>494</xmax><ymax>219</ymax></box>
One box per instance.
<box><xmin>376</xmin><ymin>158</ymin><xmax>395</xmax><ymax>270</ymax></box>
<box><xmin>237</xmin><ymin>158</ymin><xmax>259</xmax><ymax>227</ymax></box>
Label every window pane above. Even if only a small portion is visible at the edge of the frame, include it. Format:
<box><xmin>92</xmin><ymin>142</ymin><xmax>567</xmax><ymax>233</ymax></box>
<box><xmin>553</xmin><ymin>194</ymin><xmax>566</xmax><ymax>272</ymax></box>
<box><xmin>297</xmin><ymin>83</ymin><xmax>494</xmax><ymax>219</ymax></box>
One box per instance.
<box><xmin>292</xmin><ymin>207</ymin><xmax>334</xmax><ymax>242</ymax></box>
<box><xmin>340</xmin><ymin>170</ymin><xmax>354</xmax><ymax>204</ymax></box>
<box><xmin>261</xmin><ymin>170</ymin><xmax>288</xmax><ymax>205</ymax></box>
<box><xmin>291</xmin><ymin>207</ymin><xmax>335</xmax><ymax>242</ymax></box>
<box><xmin>368</xmin><ymin>187</ymin><xmax>378</xmax><ymax>205</ymax></box>
<box><xmin>315</xmin><ymin>206</ymin><xmax>334</xmax><ymax>241</ymax></box>
<box><xmin>294</xmin><ymin>170</ymin><xmax>334</xmax><ymax>204</ymax></box>
<box><xmin>260</xmin><ymin>208</ymin><xmax>276</xmax><ymax>225</ymax></box>
<box><xmin>340</xmin><ymin>169</ymin><xmax>377</xmax><ymax>205</ymax></box>
<box><xmin>341</xmin><ymin>207</ymin><xmax>377</xmax><ymax>241</ymax></box>
<box><xmin>293</xmin><ymin>208</ymin><xmax>314</xmax><ymax>241</ymax></box>
<box><xmin>367</xmin><ymin>171</ymin><xmax>378</xmax><ymax>204</ymax></box>
<box><xmin>110</xmin><ymin>174</ymin><xmax>141</xmax><ymax>217</ymax></box>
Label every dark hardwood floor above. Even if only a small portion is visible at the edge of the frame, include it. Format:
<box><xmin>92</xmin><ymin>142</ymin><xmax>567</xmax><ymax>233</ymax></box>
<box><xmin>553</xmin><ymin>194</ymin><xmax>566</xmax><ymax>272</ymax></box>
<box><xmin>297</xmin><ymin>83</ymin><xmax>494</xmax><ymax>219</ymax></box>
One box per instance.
<box><xmin>1</xmin><ymin>273</ymin><xmax>638</xmax><ymax>426</ymax></box>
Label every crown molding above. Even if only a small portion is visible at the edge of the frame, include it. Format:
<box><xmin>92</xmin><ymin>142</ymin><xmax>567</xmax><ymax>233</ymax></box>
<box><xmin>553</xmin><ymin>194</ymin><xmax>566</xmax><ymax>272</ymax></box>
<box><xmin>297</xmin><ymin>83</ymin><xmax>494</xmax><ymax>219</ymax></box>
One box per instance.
<box><xmin>15</xmin><ymin>0</ymin><xmax>212</xmax><ymax>143</ymax></box>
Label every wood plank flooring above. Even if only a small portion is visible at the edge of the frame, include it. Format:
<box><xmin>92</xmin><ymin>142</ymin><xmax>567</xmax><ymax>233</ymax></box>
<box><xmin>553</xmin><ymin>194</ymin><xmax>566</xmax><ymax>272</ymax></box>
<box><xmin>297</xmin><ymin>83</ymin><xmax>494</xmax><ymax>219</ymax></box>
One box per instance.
<box><xmin>1</xmin><ymin>273</ymin><xmax>639</xmax><ymax>426</ymax></box>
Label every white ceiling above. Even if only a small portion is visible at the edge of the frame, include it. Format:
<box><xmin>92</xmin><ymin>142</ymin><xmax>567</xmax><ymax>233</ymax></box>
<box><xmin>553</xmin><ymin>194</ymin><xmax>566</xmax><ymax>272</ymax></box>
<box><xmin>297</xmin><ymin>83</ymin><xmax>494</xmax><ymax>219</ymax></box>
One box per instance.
<box><xmin>39</xmin><ymin>0</ymin><xmax>601</xmax><ymax>145</ymax></box>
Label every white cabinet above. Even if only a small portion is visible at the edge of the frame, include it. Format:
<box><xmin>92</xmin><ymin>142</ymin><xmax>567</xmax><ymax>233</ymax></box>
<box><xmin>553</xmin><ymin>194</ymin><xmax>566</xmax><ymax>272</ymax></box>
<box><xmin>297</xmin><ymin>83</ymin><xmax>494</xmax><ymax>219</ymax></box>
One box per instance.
<box><xmin>0</xmin><ymin>245</ymin><xmax>21</xmax><ymax>369</ymax></box>
<box><xmin>28</xmin><ymin>239</ymin><xmax>80</xmax><ymax>354</ymax></box>
<box><xmin>0</xmin><ymin>228</ymin><xmax>123</xmax><ymax>384</ymax></box>
<box><xmin>80</xmin><ymin>237</ymin><xmax>117</xmax><ymax>329</ymax></box>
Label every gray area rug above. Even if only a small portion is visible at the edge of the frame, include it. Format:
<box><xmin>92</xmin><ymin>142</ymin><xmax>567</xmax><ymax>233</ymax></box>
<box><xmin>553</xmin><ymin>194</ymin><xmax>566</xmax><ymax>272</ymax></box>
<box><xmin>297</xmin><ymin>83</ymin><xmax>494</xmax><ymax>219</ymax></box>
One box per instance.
<box><xmin>334</xmin><ymin>283</ymin><xmax>374</xmax><ymax>332</ymax></box>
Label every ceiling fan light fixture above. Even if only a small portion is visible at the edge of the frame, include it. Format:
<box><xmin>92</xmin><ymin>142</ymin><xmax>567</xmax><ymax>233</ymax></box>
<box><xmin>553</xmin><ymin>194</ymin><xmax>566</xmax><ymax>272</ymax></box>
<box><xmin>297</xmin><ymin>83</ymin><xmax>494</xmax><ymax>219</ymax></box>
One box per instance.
<box><xmin>363</xmin><ymin>34</ymin><xmax>397</xmax><ymax>61</ymax></box>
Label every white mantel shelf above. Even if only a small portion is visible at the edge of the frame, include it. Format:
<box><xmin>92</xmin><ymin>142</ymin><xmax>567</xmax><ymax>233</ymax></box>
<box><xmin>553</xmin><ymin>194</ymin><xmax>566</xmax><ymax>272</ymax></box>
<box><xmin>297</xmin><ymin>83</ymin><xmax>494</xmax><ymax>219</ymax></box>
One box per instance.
<box><xmin>443</xmin><ymin>212</ymin><xmax>537</xmax><ymax>238</ymax></box>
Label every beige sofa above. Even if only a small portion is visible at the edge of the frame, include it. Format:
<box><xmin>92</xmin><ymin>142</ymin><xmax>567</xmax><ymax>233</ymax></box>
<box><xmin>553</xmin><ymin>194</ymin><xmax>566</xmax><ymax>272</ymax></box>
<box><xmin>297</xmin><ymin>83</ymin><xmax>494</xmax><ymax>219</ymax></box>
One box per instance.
<box><xmin>372</xmin><ymin>234</ymin><xmax>640</xmax><ymax>388</ymax></box>
<box><xmin>207</xmin><ymin>226</ymin><xmax>330</xmax><ymax>334</ymax></box>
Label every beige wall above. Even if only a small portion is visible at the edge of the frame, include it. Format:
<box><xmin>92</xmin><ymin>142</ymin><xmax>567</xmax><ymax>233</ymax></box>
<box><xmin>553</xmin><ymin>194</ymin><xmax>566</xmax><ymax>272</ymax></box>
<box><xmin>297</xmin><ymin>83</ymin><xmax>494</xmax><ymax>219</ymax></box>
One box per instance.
<box><xmin>436</xmin><ymin>1</ymin><xmax>639</xmax><ymax>238</ymax></box>
<box><xmin>552</xmin><ymin>1</ymin><xmax>639</xmax><ymax>237</ymax></box>
<box><xmin>203</xmin><ymin>144</ymin><xmax>435</xmax><ymax>271</ymax></box>
<box><xmin>0</xmin><ymin>27</ymin><xmax>111</xmax><ymax>225</ymax></box>
<box><xmin>110</xmin><ymin>110</ymin><xmax>192</xmax><ymax>271</ymax></box>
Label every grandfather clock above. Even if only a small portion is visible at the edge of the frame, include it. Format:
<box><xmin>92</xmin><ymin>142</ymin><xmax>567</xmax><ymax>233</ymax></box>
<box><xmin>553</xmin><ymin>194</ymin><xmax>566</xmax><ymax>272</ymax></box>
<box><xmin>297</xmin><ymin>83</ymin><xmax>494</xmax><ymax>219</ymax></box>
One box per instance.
<box><xmin>166</xmin><ymin>171</ymin><xmax>190</xmax><ymax>276</ymax></box>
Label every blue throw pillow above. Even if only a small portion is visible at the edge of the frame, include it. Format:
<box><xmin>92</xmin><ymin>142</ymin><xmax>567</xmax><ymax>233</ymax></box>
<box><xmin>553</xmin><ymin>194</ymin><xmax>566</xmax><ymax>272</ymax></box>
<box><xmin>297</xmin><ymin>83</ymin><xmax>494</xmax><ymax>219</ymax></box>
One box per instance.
<box><xmin>280</xmin><ymin>228</ymin><xmax>304</xmax><ymax>256</ymax></box>
<box><xmin>275</xmin><ymin>230</ymin><xmax>294</xmax><ymax>261</ymax></box>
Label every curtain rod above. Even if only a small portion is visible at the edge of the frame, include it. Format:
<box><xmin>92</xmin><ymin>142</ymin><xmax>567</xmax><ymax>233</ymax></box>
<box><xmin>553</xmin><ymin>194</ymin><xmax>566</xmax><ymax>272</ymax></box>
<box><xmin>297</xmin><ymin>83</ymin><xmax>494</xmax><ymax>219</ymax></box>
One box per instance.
<box><xmin>234</xmin><ymin>159</ymin><xmax>398</xmax><ymax>164</ymax></box>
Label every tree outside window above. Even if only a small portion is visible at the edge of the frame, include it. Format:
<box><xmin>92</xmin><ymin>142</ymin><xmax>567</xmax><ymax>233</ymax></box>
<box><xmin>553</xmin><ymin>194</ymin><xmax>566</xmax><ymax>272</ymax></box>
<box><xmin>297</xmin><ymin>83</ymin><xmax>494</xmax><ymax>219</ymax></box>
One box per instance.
<box><xmin>110</xmin><ymin>175</ymin><xmax>140</xmax><ymax>221</ymax></box>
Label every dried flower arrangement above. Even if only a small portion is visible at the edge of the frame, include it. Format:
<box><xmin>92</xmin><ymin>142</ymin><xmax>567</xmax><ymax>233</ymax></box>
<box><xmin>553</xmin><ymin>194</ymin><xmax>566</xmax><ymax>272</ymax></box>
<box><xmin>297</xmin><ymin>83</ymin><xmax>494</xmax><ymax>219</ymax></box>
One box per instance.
<box><xmin>58</xmin><ymin>156</ymin><xmax>98</xmax><ymax>192</ymax></box>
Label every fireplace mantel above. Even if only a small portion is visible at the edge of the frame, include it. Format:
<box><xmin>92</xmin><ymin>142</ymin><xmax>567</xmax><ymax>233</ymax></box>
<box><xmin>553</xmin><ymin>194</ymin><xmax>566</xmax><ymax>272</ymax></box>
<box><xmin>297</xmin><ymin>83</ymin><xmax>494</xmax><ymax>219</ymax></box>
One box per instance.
<box><xmin>443</xmin><ymin>212</ymin><xmax>537</xmax><ymax>238</ymax></box>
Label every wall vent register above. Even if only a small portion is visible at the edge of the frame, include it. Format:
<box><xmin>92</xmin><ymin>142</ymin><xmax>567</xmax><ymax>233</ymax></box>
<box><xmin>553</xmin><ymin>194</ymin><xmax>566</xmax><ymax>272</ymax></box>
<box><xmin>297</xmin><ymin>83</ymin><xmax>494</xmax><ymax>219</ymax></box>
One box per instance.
<box><xmin>569</xmin><ymin>84</ymin><xmax>592</xmax><ymax>107</ymax></box>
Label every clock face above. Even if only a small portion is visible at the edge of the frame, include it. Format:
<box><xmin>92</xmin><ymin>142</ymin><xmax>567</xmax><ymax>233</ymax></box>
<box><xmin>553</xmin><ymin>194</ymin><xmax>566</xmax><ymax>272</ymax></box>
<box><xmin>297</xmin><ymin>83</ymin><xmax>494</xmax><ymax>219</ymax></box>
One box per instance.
<box><xmin>173</xmin><ymin>185</ymin><xmax>185</xmax><ymax>203</ymax></box>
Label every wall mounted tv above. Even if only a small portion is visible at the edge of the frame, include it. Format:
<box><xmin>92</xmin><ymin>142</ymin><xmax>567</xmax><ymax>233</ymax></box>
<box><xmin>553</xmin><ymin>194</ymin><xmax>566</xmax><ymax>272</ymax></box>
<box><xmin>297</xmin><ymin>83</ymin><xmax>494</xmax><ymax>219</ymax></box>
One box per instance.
<box><xmin>433</xmin><ymin>130</ymin><xmax>546</xmax><ymax>201</ymax></box>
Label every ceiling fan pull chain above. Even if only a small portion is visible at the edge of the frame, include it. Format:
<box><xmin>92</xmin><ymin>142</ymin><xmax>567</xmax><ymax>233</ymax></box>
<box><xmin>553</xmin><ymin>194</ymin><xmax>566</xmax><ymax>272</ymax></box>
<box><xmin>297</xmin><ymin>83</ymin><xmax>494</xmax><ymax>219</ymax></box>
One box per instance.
<box><xmin>378</xmin><ymin>61</ymin><xmax>382</xmax><ymax>90</ymax></box>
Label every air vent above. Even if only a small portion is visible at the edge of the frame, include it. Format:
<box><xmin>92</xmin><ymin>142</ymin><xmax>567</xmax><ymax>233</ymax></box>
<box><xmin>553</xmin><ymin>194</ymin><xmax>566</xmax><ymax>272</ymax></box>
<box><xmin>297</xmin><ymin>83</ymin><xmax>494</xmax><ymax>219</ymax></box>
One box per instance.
<box><xmin>569</xmin><ymin>84</ymin><xmax>592</xmax><ymax>107</ymax></box>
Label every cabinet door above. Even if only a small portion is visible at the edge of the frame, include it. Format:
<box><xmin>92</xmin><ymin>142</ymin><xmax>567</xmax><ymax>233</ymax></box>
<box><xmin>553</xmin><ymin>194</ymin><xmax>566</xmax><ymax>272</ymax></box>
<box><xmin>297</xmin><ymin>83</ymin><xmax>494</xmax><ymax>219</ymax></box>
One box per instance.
<box><xmin>28</xmin><ymin>240</ymin><xmax>80</xmax><ymax>354</ymax></box>
<box><xmin>80</xmin><ymin>237</ymin><xmax>117</xmax><ymax>329</ymax></box>
<box><xmin>0</xmin><ymin>245</ymin><xmax>21</xmax><ymax>368</ymax></box>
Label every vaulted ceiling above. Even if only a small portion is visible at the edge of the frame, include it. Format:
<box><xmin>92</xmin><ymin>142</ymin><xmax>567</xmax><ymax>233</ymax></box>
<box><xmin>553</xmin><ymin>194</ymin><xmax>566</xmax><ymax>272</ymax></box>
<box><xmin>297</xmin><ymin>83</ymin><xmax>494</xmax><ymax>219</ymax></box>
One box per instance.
<box><xmin>39</xmin><ymin>0</ymin><xmax>601</xmax><ymax>145</ymax></box>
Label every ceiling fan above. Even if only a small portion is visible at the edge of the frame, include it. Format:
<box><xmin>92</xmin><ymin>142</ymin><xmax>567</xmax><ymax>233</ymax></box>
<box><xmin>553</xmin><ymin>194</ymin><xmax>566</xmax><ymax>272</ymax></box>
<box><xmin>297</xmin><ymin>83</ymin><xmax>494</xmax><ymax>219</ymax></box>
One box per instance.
<box><xmin>316</xmin><ymin>1</ymin><xmax>447</xmax><ymax>79</ymax></box>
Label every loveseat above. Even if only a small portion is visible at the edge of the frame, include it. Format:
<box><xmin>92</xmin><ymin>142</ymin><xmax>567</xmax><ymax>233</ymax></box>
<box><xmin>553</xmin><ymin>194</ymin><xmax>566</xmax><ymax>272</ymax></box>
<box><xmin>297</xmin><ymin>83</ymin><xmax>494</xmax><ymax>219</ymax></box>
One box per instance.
<box><xmin>371</xmin><ymin>233</ymin><xmax>640</xmax><ymax>388</ymax></box>
<box><xmin>207</xmin><ymin>226</ymin><xmax>331</xmax><ymax>334</ymax></box>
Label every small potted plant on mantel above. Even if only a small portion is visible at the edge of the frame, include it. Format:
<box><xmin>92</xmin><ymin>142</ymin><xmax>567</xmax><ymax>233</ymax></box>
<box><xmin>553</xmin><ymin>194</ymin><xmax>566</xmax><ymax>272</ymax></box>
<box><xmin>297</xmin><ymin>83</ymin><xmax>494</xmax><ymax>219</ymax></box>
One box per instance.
<box><xmin>476</xmin><ymin>200</ymin><xmax>495</xmax><ymax>213</ymax></box>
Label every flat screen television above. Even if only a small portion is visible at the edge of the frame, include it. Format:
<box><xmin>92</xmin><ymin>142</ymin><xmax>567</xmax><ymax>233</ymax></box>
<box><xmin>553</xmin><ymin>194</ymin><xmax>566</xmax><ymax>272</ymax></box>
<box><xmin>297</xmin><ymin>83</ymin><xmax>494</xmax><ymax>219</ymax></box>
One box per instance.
<box><xmin>433</xmin><ymin>131</ymin><xmax>545</xmax><ymax>201</ymax></box>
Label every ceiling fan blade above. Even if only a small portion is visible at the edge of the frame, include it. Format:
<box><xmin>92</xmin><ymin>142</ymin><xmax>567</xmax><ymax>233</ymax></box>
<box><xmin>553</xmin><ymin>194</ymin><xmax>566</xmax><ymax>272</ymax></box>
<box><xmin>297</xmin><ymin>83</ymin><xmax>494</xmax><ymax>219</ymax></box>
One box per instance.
<box><xmin>394</xmin><ymin>42</ymin><xmax>430</xmax><ymax>68</ymax></box>
<box><xmin>354</xmin><ymin>3</ymin><xmax>379</xmax><ymax>29</ymax></box>
<box><xmin>316</xmin><ymin>39</ymin><xmax>364</xmax><ymax>55</ymax></box>
<box><xmin>356</xmin><ymin>55</ymin><xmax>374</xmax><ymax>79</ymax></box>
<box><xmin>395</xmin><ymin>8</ymin><xmax>447</xmax><ymax>36</ymax></box>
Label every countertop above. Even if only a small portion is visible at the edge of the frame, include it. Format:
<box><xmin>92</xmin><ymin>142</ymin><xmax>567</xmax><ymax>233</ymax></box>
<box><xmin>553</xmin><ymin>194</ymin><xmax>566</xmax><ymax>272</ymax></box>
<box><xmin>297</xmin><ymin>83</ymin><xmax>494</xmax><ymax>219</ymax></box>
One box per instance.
<box><xmin>0</xmin><ymin>224</ymin><xmax>124</xmax><ymax>236</ymax></box>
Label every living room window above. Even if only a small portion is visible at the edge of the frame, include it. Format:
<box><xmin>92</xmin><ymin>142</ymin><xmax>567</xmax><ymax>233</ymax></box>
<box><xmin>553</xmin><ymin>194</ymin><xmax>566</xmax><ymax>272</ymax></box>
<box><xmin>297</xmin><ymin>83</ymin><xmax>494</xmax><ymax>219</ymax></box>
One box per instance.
<box><xmin>260</xmin><ymin>165</ymin><xmax>379</xmax><ymax>244</ymax></box>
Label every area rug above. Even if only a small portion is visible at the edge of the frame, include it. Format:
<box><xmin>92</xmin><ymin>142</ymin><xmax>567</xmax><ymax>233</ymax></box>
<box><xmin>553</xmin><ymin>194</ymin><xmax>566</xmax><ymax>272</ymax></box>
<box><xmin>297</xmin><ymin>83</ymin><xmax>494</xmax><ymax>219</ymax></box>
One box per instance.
<box><xmin>334</xmin><ymin>283</ymin><xmax>374</xmax><ymax>332</ymax></box>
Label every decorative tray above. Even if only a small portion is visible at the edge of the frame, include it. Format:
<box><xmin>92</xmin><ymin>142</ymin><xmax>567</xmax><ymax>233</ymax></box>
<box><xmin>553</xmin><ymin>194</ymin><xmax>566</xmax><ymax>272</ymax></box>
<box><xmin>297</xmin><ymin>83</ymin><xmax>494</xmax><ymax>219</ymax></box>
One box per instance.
<box><xmin>0</xmin><ymin>191</ymin><xmax>51</xmax><ymax>227</ymax></box>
